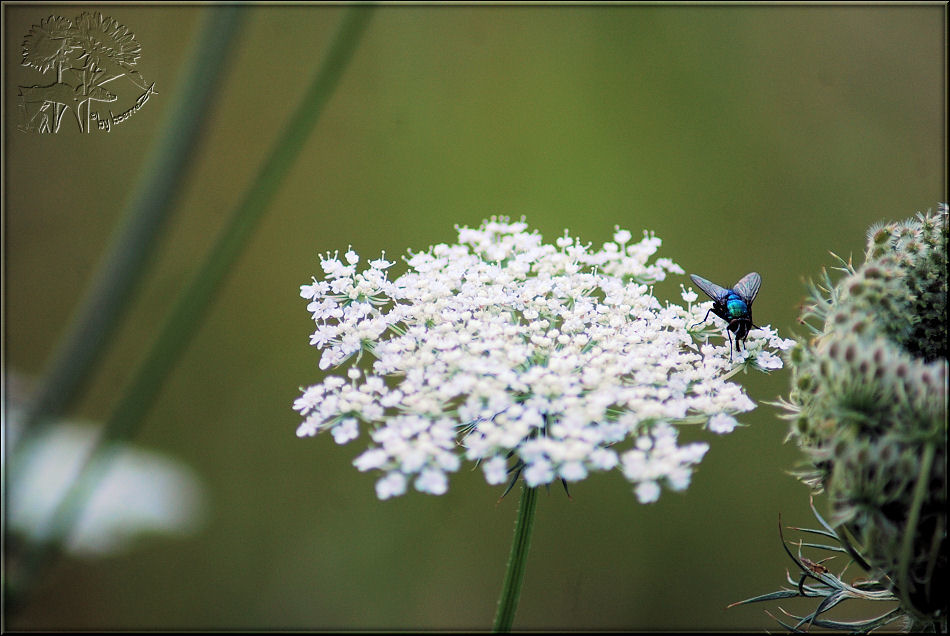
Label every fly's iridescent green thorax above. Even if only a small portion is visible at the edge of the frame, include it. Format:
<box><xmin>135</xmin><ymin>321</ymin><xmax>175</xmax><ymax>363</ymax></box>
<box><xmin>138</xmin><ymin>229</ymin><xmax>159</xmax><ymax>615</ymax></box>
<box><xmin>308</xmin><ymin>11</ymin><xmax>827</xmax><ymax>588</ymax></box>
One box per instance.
<box><xmin>724</xmin><ymin>294</ymin><xmax>750</xmax><ymax>320</ymax></box>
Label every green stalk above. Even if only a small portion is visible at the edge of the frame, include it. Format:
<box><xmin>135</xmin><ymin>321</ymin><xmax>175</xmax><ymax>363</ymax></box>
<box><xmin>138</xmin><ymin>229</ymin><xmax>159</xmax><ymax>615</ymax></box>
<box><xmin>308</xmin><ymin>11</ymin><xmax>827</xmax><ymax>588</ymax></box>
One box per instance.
<box><xmin>897</xmin><ymin>440</ymin><xmax>935</xmax><ymax>621</ymax></box>
<box><xmin>12</xmin><ymin>6</ymin><xmax>244</xmax><ymax>459</ymax></box>
<box><xmin>493</xmin><ymin>485</ymin><xmax>539</xmax><ymax>632</ymax></box>
<box><xmin>8</xmin><ymin>4</ymin><xmax>375</xmax><ymax>611</ymax></box>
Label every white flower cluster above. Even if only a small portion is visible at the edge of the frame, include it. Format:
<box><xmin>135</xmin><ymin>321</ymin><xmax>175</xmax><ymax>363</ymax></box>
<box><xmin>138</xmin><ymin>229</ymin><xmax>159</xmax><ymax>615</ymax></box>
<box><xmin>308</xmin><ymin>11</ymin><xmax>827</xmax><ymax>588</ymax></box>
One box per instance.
<box><xmin>295</xmin><ymin>218</ymin><xmax>793</xmax><ymax>502</ymax></box>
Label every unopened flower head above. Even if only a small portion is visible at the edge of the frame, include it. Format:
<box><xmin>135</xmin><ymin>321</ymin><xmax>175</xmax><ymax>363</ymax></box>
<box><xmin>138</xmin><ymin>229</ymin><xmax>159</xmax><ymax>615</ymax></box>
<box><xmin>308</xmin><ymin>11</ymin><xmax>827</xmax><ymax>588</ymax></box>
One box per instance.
<box><xmin>295</xmin><ymin>218</ymin><xmax>791</xmax><ymax>501</ymax></box>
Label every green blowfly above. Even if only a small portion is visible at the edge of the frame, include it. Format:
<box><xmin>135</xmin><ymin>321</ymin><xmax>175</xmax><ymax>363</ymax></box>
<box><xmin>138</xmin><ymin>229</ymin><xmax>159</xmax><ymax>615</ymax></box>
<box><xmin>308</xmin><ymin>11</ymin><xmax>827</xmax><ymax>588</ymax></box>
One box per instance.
<box><xmin>689</xmin><ymin>272</ymin><xmax>762</xmax><ymax>361</ymax></box>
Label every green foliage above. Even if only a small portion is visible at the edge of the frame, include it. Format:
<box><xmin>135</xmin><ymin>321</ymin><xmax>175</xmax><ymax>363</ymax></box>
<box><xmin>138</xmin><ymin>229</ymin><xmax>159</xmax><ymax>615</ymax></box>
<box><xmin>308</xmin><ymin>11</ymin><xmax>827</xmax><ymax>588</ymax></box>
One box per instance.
<box><xmin>780</xmin><ymin>205</ymin><xmax>947</xmax><ymax>630</ymax></box>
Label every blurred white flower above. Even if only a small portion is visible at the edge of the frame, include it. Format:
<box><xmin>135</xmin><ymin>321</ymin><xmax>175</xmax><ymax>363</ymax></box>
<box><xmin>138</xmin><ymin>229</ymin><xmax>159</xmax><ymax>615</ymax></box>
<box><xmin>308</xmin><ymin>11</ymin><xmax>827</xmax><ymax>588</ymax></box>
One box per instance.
<box><xmin>707</xmin><ymin>412</ymin><xmax>739</xmax><ymax>434</ymax></box>
<box><xmin>680</xmin><ymin>284</ymin><xmax>698</xmax><ymax>304</ymax></box>
<box><xmin>295</xmin><ymin>217</ymin><xmax>789</xmax><ymax>500</ymax></box>
<box><xmin>4</xmin><ymin>407</ymin><xmax>206</xmax><ymax>557</ymax></box>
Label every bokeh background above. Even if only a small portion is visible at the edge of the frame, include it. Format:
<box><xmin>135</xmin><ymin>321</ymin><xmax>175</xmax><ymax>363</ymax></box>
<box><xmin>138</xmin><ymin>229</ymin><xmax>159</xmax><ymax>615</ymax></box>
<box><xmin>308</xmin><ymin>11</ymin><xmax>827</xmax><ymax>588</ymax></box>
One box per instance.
<box><xmin>3</xmin><ymin>3</ymin><xmax>945</xmax><ymax>630</ymax></box>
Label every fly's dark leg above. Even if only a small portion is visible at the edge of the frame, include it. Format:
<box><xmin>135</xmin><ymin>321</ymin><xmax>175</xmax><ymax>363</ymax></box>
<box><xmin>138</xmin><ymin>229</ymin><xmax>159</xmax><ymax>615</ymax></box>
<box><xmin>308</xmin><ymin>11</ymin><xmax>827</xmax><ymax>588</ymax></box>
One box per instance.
<box><xmin>689</xmin><ymin>308</ymin><xmax>715</xmax><ymax>330</ymax></box>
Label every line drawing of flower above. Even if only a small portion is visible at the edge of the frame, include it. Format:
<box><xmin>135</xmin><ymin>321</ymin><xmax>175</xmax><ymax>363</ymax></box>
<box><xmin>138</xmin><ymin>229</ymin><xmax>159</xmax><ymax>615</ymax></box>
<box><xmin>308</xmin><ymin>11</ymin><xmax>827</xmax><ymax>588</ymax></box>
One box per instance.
<box><xmin>17</xmin><ymin>11</ymin><xmax>150</xmax><ymax>133</ymax></box>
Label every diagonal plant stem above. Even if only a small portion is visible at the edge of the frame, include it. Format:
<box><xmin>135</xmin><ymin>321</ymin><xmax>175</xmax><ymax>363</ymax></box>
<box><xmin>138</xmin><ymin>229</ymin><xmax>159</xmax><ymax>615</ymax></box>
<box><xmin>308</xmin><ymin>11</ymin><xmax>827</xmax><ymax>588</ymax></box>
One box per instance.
<box><xmin>12</xmin><ymin>6</ymin><xmax>244</xmax><ymax>459</ymax></box>
<box><xmin>493</xmin><ymin>484</ymin><xmax>538</xmax><ymax>632</ymax></box>
<box><xmin>8</xmin><ymin>4</ymin><xmax>375</xmax><ymax>611</ymax></box>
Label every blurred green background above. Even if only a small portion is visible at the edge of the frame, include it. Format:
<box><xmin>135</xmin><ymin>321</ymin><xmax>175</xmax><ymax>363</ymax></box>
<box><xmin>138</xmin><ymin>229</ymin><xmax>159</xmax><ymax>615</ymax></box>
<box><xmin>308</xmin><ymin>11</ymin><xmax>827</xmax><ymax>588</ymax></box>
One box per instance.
<box><xmin>3</xmin><ymin>3</ymin><xmax>944</xmax><ymax>630</ymax></box>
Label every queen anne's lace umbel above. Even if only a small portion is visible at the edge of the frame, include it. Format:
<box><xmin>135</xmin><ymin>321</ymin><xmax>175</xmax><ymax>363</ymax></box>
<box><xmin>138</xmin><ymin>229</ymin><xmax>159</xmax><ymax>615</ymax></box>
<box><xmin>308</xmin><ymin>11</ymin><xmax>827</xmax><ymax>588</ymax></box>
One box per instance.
<box><xmin>295</xmin><ymin>218</ymin><xmax>792</xmax><ymax>501</ymax></box>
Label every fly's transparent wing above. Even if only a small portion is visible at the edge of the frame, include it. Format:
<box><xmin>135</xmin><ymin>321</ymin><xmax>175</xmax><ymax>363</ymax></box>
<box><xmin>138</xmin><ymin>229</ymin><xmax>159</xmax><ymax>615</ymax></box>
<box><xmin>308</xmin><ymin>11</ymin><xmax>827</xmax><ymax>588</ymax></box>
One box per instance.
<box><xmin>732</xmin><ymin>272</ymin><xmax>761</xmax><ymax>306</ymax></box>
<box><xmin>690</xmin><ymin>274</ymin><xmax>731</xmax><ymax>303</ymax></box>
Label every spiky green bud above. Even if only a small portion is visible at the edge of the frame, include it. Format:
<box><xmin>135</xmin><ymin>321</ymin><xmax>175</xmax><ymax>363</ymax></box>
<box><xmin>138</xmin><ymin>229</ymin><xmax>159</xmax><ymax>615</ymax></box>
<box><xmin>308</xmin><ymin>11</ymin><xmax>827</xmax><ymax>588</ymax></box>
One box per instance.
<box><xmin>781</xmin><ymin>205</ymin><xmax>947</xmax><ymax>629</ymax></box>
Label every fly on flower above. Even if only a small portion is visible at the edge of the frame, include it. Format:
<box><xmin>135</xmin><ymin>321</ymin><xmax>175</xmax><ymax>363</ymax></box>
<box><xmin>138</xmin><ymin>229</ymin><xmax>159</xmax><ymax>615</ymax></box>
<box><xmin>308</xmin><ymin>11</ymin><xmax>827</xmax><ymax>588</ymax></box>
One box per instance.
<box><xmin>295</xmin><ymin>219</ymin><xmax>790</xmax><ymax>501</ymax></box>
<box><xmin>689</xmin><ymin>272</ymin><xmax>761</xmax><ymax>361</ymax></box>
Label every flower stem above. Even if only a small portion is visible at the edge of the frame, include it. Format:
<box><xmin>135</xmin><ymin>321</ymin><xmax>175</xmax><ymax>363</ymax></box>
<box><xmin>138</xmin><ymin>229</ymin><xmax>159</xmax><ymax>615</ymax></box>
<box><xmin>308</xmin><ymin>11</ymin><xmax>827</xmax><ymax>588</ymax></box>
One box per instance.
<box><xmin>897</xmin><ymin>440</ymin><xmax>935</xmax><ymax>620</ymax></box>
<box><xmin>493</xmin><ymin>484</ymin><xmax>538</xmax><ymax>632</ymax></box>
<box><xmin>11</xmin><ymin>5</ymin><xmax>244</xmax><ymax>459</ymax></box>
<box><xmin>6</xmin><ymin>5</ymin><xmax>244</xmax><ymax>613</ymax></box>
<box><xmin>6</xmin><ymin>4</ymin><xmax>375</xmax><ymax>614</ymax></box>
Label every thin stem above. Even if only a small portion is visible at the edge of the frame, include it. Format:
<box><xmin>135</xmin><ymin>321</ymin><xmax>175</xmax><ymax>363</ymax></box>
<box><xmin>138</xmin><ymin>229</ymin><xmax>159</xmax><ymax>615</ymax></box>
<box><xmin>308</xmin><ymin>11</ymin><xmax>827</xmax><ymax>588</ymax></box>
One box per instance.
<box><xmin>896</xmin><ymin>440</ymin><xmax>935</xmax><ymax>620</ymax></box>
<box><xmin>11</xmin><ymin>6</ymin><xmax>244</xmax><ymax>459</ymax></box>
<box><xmin>6</xmin><ymin>5</ymin><xmax>375</xmax><ymax>612</ymax></box>
<box><xmin>493</xmin><ymin>485</ymin><xmax>538</xmax><ymax>632</ymax></box>
<box><xmin>6</xmin><ymin>7</ymin><xmax>243</xmax><ymax>614</ymax></box>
